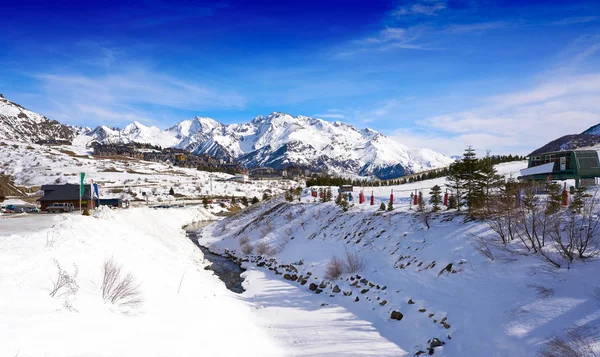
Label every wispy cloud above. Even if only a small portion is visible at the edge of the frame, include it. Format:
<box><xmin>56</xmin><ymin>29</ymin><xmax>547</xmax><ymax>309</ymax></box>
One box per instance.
<box><xmin>551</xmin><ymin>16</ymin><xmax>598</xmax><ymax>26</ymax></box>
<box><xmin>394</xmin><ymin>0</ymin><xmax>446</xmax><ymax>17</ymax></box>
<box><xmin>444</xmin><ymin>21</ymin><xmax>510</xmax><ymax>34</ymax></box>
<box><xmin>29</xmin><ymin>45</ymin><xmax>245</xmax><ymax>127</ymax></box>
<box><xmin>390</xmin><ymin>72</ymin><xmax>600</xmax><ymax>156</ymax></box>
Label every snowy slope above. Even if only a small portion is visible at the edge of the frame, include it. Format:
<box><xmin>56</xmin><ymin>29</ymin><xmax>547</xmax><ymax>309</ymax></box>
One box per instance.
<box><xmin>0</xmin><ymin>207</ymin><xmax>285</xmax><ymax>357</ymax></box>
<box><xmin>0</xmin><ymin>95</ymin><xmax>73</xmax><ymax>142</ymax></box>
<box><xmin>196</xmin><ymin>161</ymin><xmax>600</xmax><ymax>356</ymax></box>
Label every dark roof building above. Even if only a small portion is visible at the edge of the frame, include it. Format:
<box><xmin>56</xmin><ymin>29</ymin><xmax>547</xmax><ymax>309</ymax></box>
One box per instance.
<box><xmin>39</xmin><ymin>184</ymin><xmax>95</xmax><ymax>211</ymax></box>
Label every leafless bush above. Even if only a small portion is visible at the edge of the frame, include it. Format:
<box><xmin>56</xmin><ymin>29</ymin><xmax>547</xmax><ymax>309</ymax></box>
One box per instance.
<box><xmin>592</xmin><ymin>286</ymin><xmax>600</xmax><ymax>303</ymax></box>
<box><xmin>241</xmin><ymin>243</ymin><xmax>254</xmax><ymax>255</ymax></box>
<box><xmin>239</xmin><ymin>236</ymin><xmax>250</xmax><ymax>246</ymax></box>
<box><xmin>343</xmin><ymin>249</ymin><xmax>365</xmax><ymax>273</ymax></box>
<box><xmin>285</xmin><ymin>212</ymin><xmax>294</xmax><ymax>222</ymax></box>
<box><xmin>539</xmin><ymin>326</ymin><xmax>600</xmax><ymax>357</ymax></box>
<box><xmin>527</xmin><ymin>284</ymin><xmax>554</xmax><ymax>298</ymax></box>
<box><xmin>472</xmin><ymin>235</ymin><xmax>495</xmax><ymax>260</ymax></box>
<box><xmin>255</xmin><ymin>242</ymin><xmax>275</xmax><ymax>256</ymax></box>
<box><xmin>49</xmin><ymin>259</ymin><xmax>79</xmax><ymax>298</ymax></box>
<box><xmin>324</xmin><ymin>256</ymin><xmax>344</xmax><ymax>280</ymax></box>
<box><xmin>101</xmin><ymin>257</ymin><xmax>143</xmax><ymax>310</ymax></box>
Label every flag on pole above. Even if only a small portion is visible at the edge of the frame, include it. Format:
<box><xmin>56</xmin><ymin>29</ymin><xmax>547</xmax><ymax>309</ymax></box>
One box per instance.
<box><xmin>79</xmin><ymin>172</ymin><xmax>86</xmax><ymax>197</ymax></box>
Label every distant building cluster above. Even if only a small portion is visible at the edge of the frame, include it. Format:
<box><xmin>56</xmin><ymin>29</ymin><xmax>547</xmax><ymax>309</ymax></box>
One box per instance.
<box><xmin>92</xmin><ymin>143</ymin><xmax>245</xmax><ymax>173</ymax></box>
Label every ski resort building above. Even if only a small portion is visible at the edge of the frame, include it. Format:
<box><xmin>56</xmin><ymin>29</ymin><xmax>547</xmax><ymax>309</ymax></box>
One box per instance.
<box><xmin>39</xmin><ymin>184</ymin><xmax>95</xmax><ymax>211</ymax></box>
<box><xmin>519</xmin><ymin>150</ymin><xmax>600</xmax><ymax>187</ymax></box>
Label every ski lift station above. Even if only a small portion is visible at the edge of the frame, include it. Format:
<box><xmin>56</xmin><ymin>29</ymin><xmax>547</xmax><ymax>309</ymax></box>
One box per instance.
<box><xmin>519</xmin><ymin>150</ymin><xmax>600</xmax><ymax>187</ymax></box>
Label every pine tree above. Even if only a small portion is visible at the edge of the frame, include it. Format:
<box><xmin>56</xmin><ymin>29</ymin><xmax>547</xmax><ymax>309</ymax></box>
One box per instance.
<box><xmin>387</xmin><ymin>200</ymin><xmax>394</xmax><ymax>211</ymax></box>
<box><xmin>202</xmin><ymin>197</ymin><xmax>209</xmax><ymax>209</ymax></box>
<box><xmin>231</xmin><ymin>195</ymin><xmax>236</xmax><ymax>204</ymax></box>
<box><xmin>325</xmin><ymin>188</ymin><xmax>333</xmax><ymax>202</ymax></box>
<box><xmin>460</xmin><ymin>146</ymin><xmax>483</xmax><ymax>216</ymax></box>
<box><xmin>169</xmin><ymin>187</ymin><xmax>175</xmax><ymax>195</ymax></box>
<box><xmin>569</xmin><ymin>186</ymin><xmax>589</xmax><ymax>214</ymax></box>
<box><xmin>430</xmin><ymin>185</ymin><xmax>442</xmax><ymax>212</ymax></box>
<box><xmin>380</xmin><ymin>202</ymin><xmax>386</xmax><ymax>211</ymax></box>
<box><xmin>241</xmin><ymin>196</ymin><xmax>249</xmax><ymax>206</ymax></box>
<box><xmin>251</xmin><ymin>196</ymin><xmax>259</xmax><ymax>204</ymax></box>
<box><xmin>446</xmin><ymin>161</ymin><xmax>464</xmax><ymax>211</ymax></box>
<box><xmin>545</xmin><ymin>181</ymin><xmax>562</xmax><ymax>215</ymax></box>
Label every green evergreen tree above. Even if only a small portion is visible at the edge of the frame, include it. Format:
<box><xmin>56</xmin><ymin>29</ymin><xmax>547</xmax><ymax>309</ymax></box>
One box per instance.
<box><xmin>569</xmin><ymin>186</ymin><xmax>589</xmax><ymax>214</ymax></box>
<box><xmin>251</xmin><ymin>196</ymin><xmax>259</xmax><ymax>204</ymax></box>
<box><xmin>446</xmin><ymin>161</ymin><xmax>464</xmax><ymax>211</ymax></box>
<box><xmin>231</xmin><ymin>195</ymin><xmax>236</xmax><ymax>204</ymax></box>
<box><xmin>380</xmin><ymin>202</ymin><xmax>386</xmax><ymax>211</ymax></box>
<box><xmin>202</xmin><ymin>197</ymin><xmax>209</xmax><ymax>209</ymax></box>
<box><xmin>241</xmin><ymin>196</ymin><xmax>248</xmax><ymax>206</ymax></box>
<box><xmin>169</xmin><ymin>187</ymin><xmax>175</xmax><ymax>195</ymax></box>
<box><xmin>387</xmin><ymin>200</ymin><xmax>394</xmax><ymax>211</ymax></box>
<box><xmin>430</xmin><ymin>185</ymin><xmax>442</xmax><ymax>212</ymax></box>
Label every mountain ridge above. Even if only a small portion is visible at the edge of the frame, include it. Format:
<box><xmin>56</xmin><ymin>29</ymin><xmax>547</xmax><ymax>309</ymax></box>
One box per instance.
<box><xmin>0</xmin><ymin>94</ymin><xmax>453</xmax><ymax>179</ymax></box>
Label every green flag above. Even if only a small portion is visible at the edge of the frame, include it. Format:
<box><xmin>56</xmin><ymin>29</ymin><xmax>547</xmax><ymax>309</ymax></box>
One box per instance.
<box><xmin>80</xmin><ymin>172</ymin><xmax>85</xmax><ymax>197</ymax></box>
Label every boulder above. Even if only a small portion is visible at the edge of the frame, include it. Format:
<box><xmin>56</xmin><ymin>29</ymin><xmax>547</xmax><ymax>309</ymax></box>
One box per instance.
<box><xmin>332</xmin><ymin>285</ymin><xmax>341</xmax><ymax>293</ymax></box>
<box><xmin>390</xmin><ymin>311</ymin><xmax>404</xmax><ymax>321</ymax></box>
<box><xmin>309</xmin><ymin>283</ymin><xmax>318</xmax><ymax>291</ymax></box>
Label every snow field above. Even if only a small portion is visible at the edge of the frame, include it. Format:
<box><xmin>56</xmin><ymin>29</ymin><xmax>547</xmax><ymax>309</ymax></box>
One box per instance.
<box><xmin>0</xmin><ymin>207</ymin><xmax>284</xmax><ymax>357</ymax></box>
<box><xmin>201</xmin><ymin>176</ymin><xmax>600</xmax><ymax>356</ymax></box>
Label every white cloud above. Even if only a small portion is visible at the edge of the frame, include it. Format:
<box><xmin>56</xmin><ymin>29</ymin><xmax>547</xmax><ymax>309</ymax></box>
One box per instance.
<box><xmin>390</xmin><ymin>73</ymin><xmax>600</xmax><ymax>156</ymax></box>
<box><xmin>394</xmin><ymin>1</ymin><xmax>446</xmax><ymax>16</ymax></box>
<box><xmin>31</xmin><ymin>68</ymin><xmax>245</xmax><ymax>127</ymax></box>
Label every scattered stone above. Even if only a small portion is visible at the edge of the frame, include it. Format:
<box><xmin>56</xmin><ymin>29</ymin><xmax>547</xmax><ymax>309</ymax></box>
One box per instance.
<box><xmin>283</xmin><ymin>274</ymin><xmax>291</xmax><ymax>280</ymax></box>
<box><xmin>390</xmin><ymin>311</ymin><xmax>404</xmax><ymax>321</ymax></box>
<box><xmin>376</xmin><ymin>285</ymin><xmax>380</xmax><ymax>289</ymax></box>
<box><xmin>429</xmin><ymin>338</ymin><xmax>443</xmax><ymax>348</ymax></box>
<box><xmin>415</xmin><ymin>350</ymin><xmax>426</xmax><ymax>356</ymax></box>
<box><xmin>315</xmin><ymin>289</ymin><xmax>323</xmax><ymax>294</ymax></box>
<box><xmin>382</xmin><ymin>286</ymin><xmax>387</xmax><ymax>290</ymax></box>
<box><xmin>319</xmin><ymin>281</ymin><xmax>327</xmax><ymax>289</ymax></box>
<box><xmin>320</xmin><ymin>303</ymin><xmax>328</xmax><ymax>306</ymax></box>
<box><xmin>419</xmin><ymin>309</ymin><xmax>426</xmax><ymax>313</ymax></box>
<box><xmin>343</xmin><ymin>291</ymin><xmax>352</xmax><ymax>296</ymax></box>
<box><xmin>428</xmin><ymin>313</ymin><xmax>434</xmax><ymax>318</ymax></box>
<box><xmin>350</xmin><ymin>276</ymin><xmax>355</xmax><ymax>281</ymax></box>
<box><xmin>408</xmin><ymin>299</ymin><xmax>415</xmax><ymax>305</ymax></box>
<box><xmin>355</xmin><ymin>297</ymin><xmax>360</xmax><ymax>302</ymax></box>
<box><xmin>290</xmin><ymin>274</ymin><xmax>298</xmax><ymax>281</ymax></box>
<box><xmin>309</xmin><ymin>283</ymin><xmax>318</xmax><ymax>291</ymax></box>
<box><xmin>360</xmin><ymin>289</ymin><xmax>369</xmax><ymax>294</ymax></box>
<box><xmin>438</xmin><ymin>263</ymin><xmax>453</xmax><ymax>277</ymax></box>
<box><xmin>379</xmin><ymin>300</ymin><xmax>388</xmax><ymax>306</ymax></box>
<box><xmin>360</xmin><ymin>278</ymin><xmax>368</xmax><ymax>285</ymax></box>
<box><xmin>368</xmin><ymin>282</ymin><xmax>375</xmax><ymax>288</ymax></box>
<box><xmin>333</xmin><ymin>285</ymin><xmax>341</xmax><ymax>293</ymax></box>
<box><xmin>428</xmin><ymin>348</ymin><xmax>434</xmax><ymax>355</ymax></box>
<box><xmin>356</xmin><ymin>275</ymin><xmax>362</xmax><ymax>279</ymax></box>
<box><xmin>300</xmin><ymin>279</ymin><xmax>307</xmax><ymax>285</ymax></box>
<box><xmin>376</xmin><ymin>297</ymin><xmax>380</xmax><ymax>300</ymax></box>
<box><xmin>351</xmin><ymin>281</ymin><xmax>359</xmax><ymax>287</ymax></box>
<box><xmin>442</xmin><ymin>322</ymin><xmax>451</xmax><ymax>329</ymax></box>
<box><xmin>257</xmin><ymin>262</ymin><xmax>265</xmax><ymax>267</ymax></box>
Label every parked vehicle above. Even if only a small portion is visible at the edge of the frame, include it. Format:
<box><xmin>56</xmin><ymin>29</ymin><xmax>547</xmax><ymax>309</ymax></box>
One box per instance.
<box><xmin>23</xmin><ymin>206</ymin><xmax>40</xmax><ymax>213</ymax></box>
<box><xmin>46</xmin><ymin>203</ymin><xmax>74</xmax><ymax>213</ymax></box>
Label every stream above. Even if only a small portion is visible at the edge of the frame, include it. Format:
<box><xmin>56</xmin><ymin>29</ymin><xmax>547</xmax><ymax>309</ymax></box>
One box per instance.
<box><xmin>184</xmin><ymin>221</ymin><xmax>246</xmax><ymax>294</ymax></box>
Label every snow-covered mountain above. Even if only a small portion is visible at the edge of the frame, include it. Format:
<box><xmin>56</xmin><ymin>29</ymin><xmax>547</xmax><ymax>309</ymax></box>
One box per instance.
<box><xmin>0</xmin><ymin>94</ymin><xmax>73</xmax><ymax>143</ymax></box>
<box><xmin>529</xmin><ymin>122</ymin><xmax>600</xmax><ymax>156</ymax></box>
<box><xmin>0</xmin><ymin>94</ymin><xmax>452</xmax><ymax>179</ymax></box>
<box><xmin>89</xmin><ymin>113</ymin><xmax>453</xmax><ymax>179</ymax></box>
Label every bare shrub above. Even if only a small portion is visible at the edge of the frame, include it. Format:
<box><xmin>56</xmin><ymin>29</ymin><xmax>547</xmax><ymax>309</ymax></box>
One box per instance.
<box><xmin>241</xmin><ymin>243</ymin><xmax>254</xmax><ymax>255</ymax></box>
<box><xmin>324</xmin><ymin>256</ymin><xmax>344</xmax><ymax>280</ymax></box>
<box><xmin>101</xmin><ymin>257</ymin><xmax>143</xmax><ymax>310</ymax></box>
<box><xmin>49</xmin><ymin>259</ymin><xmax>79</xmax><ymax>298</ymax></box>
<box><xmin>527</xmin><ymin>284</ymin><xmax>554</xmax><ymax>299</ymax></box>
<box><xmin>472</xmin><ymin>235</ymin><xmax>495</xmax><ymax>260</ymax></box>
<box><xmin>239</xmin><ymin>236</ymin><xmax>250</xmax><ymax>246</ymax></box>
<box><xmin>343</xmin><ymin>249</ymin><xmax>365</xmax><ymax>273</ymax></box>
<box><xmin>255</xmin><ymin>242</ymin><xmax>275</xmax><ymax>256</ymax></box>
<box><xmin>592</xmin><ymin>286</ymin><xmax>600</xmax><ymax>303</ymax></box>
<box><xmin>539</xmin><ymin>327</ymin><xmax>600</xmax><ymax>357</ymax></box>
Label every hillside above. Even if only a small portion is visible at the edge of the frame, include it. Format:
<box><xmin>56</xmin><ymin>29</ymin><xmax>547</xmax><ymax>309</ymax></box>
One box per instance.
<box><xmin>197</xmin><ymin>161</ymin><xmax>600</xmax><ymax>356</ymax></box>
<box><xmin>0</xmin><ymin>95</ymin><xmax>73</xmax><ymax>143</ymax></box>
<box><xmin>529</xmin><ymin>122</ymin><xmax>600</xmax><ymax>156</ymax></box>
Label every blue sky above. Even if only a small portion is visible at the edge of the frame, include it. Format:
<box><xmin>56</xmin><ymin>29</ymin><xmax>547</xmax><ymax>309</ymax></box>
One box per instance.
<box><xmin>1</xmin><ymin>0</ymin><xmax>600</xmax><ymax>155</ymax></box>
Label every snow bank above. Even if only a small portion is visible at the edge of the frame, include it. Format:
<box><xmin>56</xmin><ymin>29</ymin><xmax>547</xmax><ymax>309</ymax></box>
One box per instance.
<box><xmin>0</xmin><ymin>207</ymin><xmax>284</xmax><ymax>357</ymax></box>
